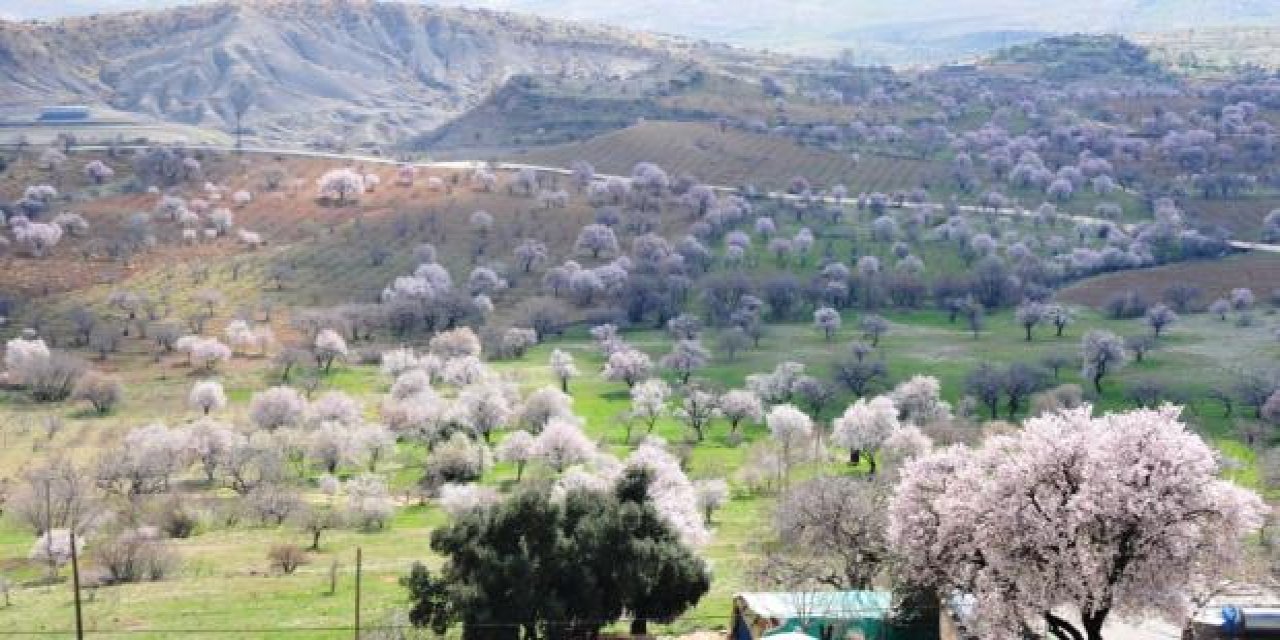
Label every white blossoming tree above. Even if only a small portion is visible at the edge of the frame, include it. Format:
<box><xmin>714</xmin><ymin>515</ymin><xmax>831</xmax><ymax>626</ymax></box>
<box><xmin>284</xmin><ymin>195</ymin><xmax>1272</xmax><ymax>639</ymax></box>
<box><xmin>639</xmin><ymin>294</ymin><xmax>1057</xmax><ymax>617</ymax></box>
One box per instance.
<box><xmin>603</xmin><ymin>348</ymin><xmax>653</xmax><ymax>388</ymax></box>
<box><xmin>765</xmin><ymin>404</ymin><xmax>813</xmax><ymax>485</ymax></box>
<box><xmin>831</xmin><ymin>395</ymin><xmax>900</xmax><ymax>474</ymax></box>
<box><xmin>550</xmin><ymin>348</ymin><xmax>579</xmax><ymax>393</ymax></box>
<box><xmin>188</xmin><ymin>379</ymin><xmax>227</xmax><ymax>415</ymax></box>
<box><xmin>889</xmin><ymin>406</ymin><xmax>1266</xmax><ymax>640</ymax></box>
<box><xmin>533</xmin><ymin>418</ymin><xmax>596</xmax><ymax>472</ymax></box>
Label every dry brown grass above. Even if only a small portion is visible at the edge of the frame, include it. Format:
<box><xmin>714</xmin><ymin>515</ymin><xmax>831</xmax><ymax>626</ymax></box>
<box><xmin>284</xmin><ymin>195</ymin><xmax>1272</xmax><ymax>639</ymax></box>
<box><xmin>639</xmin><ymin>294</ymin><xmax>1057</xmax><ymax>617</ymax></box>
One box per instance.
<box><xmin>1181</xmin><ymin>195</ymin><xmax>1280</xmax><ymax>239</ymax></box>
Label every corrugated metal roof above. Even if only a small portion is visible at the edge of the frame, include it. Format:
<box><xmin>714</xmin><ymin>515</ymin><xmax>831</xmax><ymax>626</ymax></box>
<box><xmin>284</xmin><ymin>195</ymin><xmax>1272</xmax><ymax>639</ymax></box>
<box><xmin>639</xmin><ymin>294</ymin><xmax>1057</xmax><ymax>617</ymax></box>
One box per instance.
<box><xmin>736</xmin><ymin>592</ymin><xmax>894</xmax><ymax>620</ymax></box>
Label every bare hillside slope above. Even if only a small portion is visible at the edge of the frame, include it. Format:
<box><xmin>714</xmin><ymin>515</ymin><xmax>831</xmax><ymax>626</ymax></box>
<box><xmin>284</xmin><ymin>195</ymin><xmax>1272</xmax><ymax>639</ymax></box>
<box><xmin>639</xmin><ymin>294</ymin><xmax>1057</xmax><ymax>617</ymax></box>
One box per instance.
<box><xmin>0</xmin><ymin>0</ymin><xmax>680</xmax><ymax>145</ymax></box>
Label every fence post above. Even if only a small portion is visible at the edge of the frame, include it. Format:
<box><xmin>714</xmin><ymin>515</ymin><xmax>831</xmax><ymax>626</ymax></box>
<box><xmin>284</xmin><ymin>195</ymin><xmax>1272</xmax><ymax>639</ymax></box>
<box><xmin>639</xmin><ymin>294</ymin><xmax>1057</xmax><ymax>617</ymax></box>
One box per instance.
<box><xmin>354</xmin><ymin>547</ymin><xmax>362</xmax><ymax>640</ymax></box>
<box><xmin>70</xmin><ymin>530</ymin><xmax>84</xmax><ymax>640</ymax></box>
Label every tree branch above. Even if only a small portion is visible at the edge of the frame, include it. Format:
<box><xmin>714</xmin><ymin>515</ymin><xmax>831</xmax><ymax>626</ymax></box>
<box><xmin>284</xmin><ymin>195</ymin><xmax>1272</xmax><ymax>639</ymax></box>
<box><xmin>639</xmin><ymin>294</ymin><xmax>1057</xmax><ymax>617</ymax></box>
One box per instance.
<box><xmin>1045</xmin><ymin>612</ymin><xmax>1084</xmax><ymax>640</ymax></box>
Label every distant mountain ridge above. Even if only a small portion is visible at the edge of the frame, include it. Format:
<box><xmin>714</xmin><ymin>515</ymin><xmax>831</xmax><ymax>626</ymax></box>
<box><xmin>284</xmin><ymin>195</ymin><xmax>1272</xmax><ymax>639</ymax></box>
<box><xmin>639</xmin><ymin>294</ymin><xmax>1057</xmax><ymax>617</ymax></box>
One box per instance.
<box><xmin>0</xmin><ymin>0</ymin><xmax>687</xmax><ymax>145</ymax></box>
<box><xmin>6</xmin><ymin>0</ymin><xmax>1278</xmax><ymax>62</ymax></box>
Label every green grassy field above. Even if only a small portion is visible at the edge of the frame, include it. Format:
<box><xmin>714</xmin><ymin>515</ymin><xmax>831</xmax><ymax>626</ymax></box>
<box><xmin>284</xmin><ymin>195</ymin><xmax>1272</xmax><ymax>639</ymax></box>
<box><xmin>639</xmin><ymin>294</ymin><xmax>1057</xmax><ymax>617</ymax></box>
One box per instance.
<box><xmin>2</xmin><ymin>147</ymin><xmax>1278</xmax><ymax>638</ymax></box>
<box><xmin>2</xmin><ymin>292</ymin><xmax>1276</xmax><ymax>637</ymax></box>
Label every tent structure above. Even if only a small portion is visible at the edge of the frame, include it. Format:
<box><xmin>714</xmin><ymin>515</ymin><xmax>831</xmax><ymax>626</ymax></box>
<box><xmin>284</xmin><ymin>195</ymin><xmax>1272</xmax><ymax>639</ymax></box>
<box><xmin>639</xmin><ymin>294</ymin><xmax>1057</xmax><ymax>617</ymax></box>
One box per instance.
<box><xmin>731</xmin><ymin>591</ymin><xmax>933</xmax><ymax>640</ymax></box>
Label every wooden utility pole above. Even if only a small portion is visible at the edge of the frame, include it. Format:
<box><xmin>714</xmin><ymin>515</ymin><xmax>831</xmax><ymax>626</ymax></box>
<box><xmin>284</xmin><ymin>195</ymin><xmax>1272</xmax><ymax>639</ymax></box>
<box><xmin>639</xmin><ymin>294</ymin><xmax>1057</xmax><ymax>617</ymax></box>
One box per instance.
<box><xmin>353</xmin><ymin>547</ymin><xmax>362</xmax><ymax>640</ymax></box>
<box><xmin>69</xmin><ymin>530</ymin><xmax>84</xmax><ymax>640</ymax></box>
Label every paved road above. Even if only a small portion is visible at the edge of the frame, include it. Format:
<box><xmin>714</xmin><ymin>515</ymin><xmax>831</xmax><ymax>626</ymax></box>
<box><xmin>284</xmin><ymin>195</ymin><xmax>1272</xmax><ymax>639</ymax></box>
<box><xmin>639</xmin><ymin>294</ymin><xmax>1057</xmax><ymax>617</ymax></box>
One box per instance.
<box><xmin>40</xmin><ymin>142</ymin><xmax>1280</xmax><ymax>255</ymax></box>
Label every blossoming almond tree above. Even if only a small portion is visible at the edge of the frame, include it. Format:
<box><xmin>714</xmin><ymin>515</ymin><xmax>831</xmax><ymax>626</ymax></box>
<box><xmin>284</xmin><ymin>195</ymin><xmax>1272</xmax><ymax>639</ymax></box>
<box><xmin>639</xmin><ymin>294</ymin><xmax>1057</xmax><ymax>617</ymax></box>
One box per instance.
<box><xmin>889</xmin><ymin>405</ymin><xmax>1266</xmax><ymax>640</ymax></box>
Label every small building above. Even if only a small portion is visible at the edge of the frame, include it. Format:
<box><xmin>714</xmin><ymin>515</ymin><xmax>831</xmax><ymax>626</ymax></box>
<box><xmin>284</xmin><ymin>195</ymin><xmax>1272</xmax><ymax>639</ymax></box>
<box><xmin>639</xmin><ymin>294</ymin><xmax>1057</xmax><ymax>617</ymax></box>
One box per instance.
<box><xmin>732</xmin><ymin>591</ymin><xmax>936</xmax><ymax>640</ymax></box>
<box><xmin>38</xmin><ymin>105</ymin><xmax>91</xmax><ymax>121</ymax></box>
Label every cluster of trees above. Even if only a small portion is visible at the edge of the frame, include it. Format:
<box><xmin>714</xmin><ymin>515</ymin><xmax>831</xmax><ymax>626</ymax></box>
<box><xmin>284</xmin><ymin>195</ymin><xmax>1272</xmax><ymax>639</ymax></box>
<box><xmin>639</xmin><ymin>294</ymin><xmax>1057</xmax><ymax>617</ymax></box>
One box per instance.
<box><xmin>0</xmin><ymin>144</ymin><xmax>271</xmax><ymax>263</ymax></box>
<box><xmin>378</xmin><ymin>327</ymin><xmax>715</xmax><ymax>547</ymax></box>
<box><xmin>405</xmin><ymin>469</ymin><xmax>710</xmax><ymax>639</ymax></box>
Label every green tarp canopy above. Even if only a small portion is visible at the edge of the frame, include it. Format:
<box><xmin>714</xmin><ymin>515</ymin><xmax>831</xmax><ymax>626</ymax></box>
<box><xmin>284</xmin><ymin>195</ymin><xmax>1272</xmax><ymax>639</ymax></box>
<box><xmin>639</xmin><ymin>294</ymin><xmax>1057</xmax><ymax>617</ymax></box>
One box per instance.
<box><xmin>734</xmin><ymin>591</ymin><xmax>899</xmax><ymax>640</ymax></box>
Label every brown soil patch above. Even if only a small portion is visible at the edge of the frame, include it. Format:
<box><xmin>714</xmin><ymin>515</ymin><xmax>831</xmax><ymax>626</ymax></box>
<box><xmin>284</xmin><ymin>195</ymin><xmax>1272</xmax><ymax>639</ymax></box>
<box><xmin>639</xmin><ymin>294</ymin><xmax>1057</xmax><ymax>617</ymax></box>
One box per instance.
<box><xmin>1058</xmin><ymin>252</ymin><xmax>1280</xmax><ymax>308</ymax></box>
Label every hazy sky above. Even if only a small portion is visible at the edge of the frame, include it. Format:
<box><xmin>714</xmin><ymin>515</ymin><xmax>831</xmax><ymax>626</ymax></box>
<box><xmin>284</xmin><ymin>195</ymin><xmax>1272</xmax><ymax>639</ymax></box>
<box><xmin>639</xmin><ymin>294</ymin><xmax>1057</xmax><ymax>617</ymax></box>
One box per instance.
<box><xmin>3</xmin><ymin>0</ymin><xmax>1278</xmax><ymax>56</ymax></box>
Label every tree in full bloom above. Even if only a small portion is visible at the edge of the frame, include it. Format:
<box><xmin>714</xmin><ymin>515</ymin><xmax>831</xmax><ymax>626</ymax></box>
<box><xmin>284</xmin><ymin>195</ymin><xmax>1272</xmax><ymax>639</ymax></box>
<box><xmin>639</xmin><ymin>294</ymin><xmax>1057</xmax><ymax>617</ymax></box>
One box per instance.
<box><xmin>533</xmin><ymin>418</ymin><xmax>595</xmax><ymax>472</ymax></box>
<box><xmin>1081</xmin><ymin>330</ymin><xmax>1127</xmax><ymax>393</ymax></box>
<box><xmin>84</xmin><ymin>160</ymin><xmax>115</xmax><ymax>184</ymax></box>
<box><xmin>549</xmin><ymin>349</ymin><xmax>578</xmax><ymax>393</ymax></box>
<box><xmin>889</xmin><ymin>375</ymin><xmax>951</xmax><ymax>424</ymax></box>
<box><xmin>620</xmin><ymin>378</ymin><xmax>667</xmax><ymax>443</ymax></box>
<box><xmin>625</xmin><ymin>439</ymin><xmax>708</xmax><ymax>547</ymax></box>
<box><xmin>513</xmin><ymin>387</ymin><xmax>574</xmax><ymax>434</ymax></box>
<box><xmin>316</xmin><ymin>168</ymin><xmax>364</xmax><ymax>204</ymax></box>
<box><xmin>456</xmin><ymin>383</ymin><xmax>514</xmax><ymax>444</ymax></box>
<box><xmin>1146</xmin><ymin>303</ymin><xmax>1177</xmax><ymax>338</ymax></box>
<box><xmin>249</xmin><ymin>386</ymin><xmax>307</xmax><ymax>431</ymax></box>
<box><xmin>189</xmin><ymin>379</ymin><xmax>227</xmax><ymax>415</ymax></box>
<box><xmin>428</xmin><ymin>327</ymin><xmax>481</xmax><ymax>360</ymax></box>
<box><xmin>694</xmin><ymin>478</ymin><xmax>729</xmax><ymax>525</ymax></box>
<box><xmin>831</xmin><ymin>395</ymin><xmax>899</xmax><ymax>473</ymax></box>
<box><xmin>889</xmin><ymin>405</ymin><xmax>1266</xmax><ymax>640</ymax></box>
<box><xmin>495</xmin><ymin>430</ymin><xmax>536</xmax><ymax>481</ymax></box>
<box><xmin>313</xmin><ymin>329</ymin><xmax>348</xmax><ymax>373</ymax></box>
<box><xmin>765</xmin><ymin>404</ymin><xmax>812</xmax><ymax>484</ymax></box>
<box><xmin>672</xmin><ymin>387</ymin><xmax>719</xmax><ymax>443</ymax></box>
<box><xmin>1015</xmin><ymin>301</ymin><xmax>1046</xmax><ymax>341</ymax></box>
<box><xmin>574</xmin><ymin>224</ymin><xmax>619</xmax><ymax>259</ymax></box>
<box><xmin>813</xmin><ymin>307</ymin><xmax>841</xmax><ymax>341</ymax></box>
<box><xmin>603</xmin><ymin>348</ymin><xmax>653</xmax><ymax>388</ymax></box>
<box><xmin>660</xmin><ymin>339</ymin><xmax>710</xmax><ymax>384</ymax></box>
<box><xmin>718</xmin><ymin>389</ymin><xmax>763</xmax><ymax>436</ymax></box>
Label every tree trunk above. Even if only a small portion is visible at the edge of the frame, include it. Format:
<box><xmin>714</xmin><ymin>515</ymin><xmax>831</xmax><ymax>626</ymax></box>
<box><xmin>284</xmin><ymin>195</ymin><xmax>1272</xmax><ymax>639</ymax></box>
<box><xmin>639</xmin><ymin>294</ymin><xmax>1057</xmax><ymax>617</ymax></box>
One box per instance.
<box><xmin>560</xmin><ymin>377</ymin><xmax>568</xmax><ymax>393</ymax></box>
<box><xmin>1025</xmin><ymin>325</ymin><xmax>1033</xmax><ymax>341</ymax></box>
<box><xmin>310</xmin><ymin>529</ymin><xmax>322</xmax><ymax>551</ymax></box>
<box><xmin>1081</xmin><ymin>609</ymin><xmax>1108</xmax><ymax>640</ymax></box>
<box><xmin>1044</xmin><ymin>613</ymin><xmax>1083</xmax><ymax>640</ymax></box>
<box><xmin>630</xmin><ymin>617</ymin><xmax>648</xmax><ymax>636</ymax></box>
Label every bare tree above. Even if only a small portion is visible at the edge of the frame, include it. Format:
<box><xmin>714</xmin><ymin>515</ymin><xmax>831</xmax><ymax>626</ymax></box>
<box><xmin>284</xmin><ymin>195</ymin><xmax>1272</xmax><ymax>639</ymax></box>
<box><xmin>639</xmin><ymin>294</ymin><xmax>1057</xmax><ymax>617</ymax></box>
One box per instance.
<box><xmin>72</xmin><ymin>371</ymin><xmax>123</xmax><ymax>414</ymax></box>
<box><xmin>758</xmin><ymin>476</ymin><xmax>888</xmax><ymax>589</ymax></box>
<box><xmin>1126</xmin><ymin>335</ymin><xmax>1156</xmax><ymax>363</ymax></box>
<box><xmin>965</xmin><ymin>363</ymin><xmax>1004</xmax><ymax>419</ymax></box>
<box><xmin>716</xmin><ymin>327</ymin><xmax>751</xmax><ymax>362</ymax></box>
<box><xmin>859</xmin><ymin>314</ymin><xmax>889</xmax><ymax>347</ymax></box>
<box><xmin>1004</xmin><ymin>363</ymin><xmax>1049</xmax><ymax>417</ymax></box>
<box><xmin>10</xmin><ymin>459</ymin><xmax>100</xmax><ymax>538</ymax></box>
<box><xmin>833</xmin><ymin>349</ymin><xmax>888</xmax><ymax>397</ymax></box>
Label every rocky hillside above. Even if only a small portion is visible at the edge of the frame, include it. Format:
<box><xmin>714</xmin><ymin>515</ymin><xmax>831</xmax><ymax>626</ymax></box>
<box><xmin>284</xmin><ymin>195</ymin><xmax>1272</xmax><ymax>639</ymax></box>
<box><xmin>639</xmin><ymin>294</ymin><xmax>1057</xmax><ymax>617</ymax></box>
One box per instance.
<box><xmin>0</xmin><ymin>0</ymin><xmax>685</xmax><ymax>145</ymax></box>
